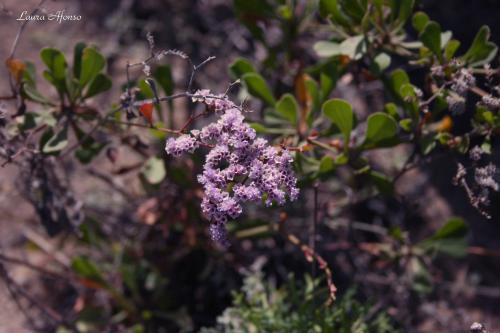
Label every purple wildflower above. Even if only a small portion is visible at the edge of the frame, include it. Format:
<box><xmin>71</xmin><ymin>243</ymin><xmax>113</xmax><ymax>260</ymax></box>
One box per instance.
<box><xmin>165</xmin><ymin>90</ymin><xmax>299</xmax><ymax>245</ymax></box>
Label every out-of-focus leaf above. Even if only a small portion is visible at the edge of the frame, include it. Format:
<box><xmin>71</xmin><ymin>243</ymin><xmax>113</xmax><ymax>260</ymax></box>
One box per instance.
<box><xmin>409</xmin><ymin>257</ymin><xmax>432</xmax><ymax>294</ymax></box>
<box><xmin>370</xmin><ymin>170</ymin><xmax>394</xmax><ymax>195</ymax></box>
<box><xmin>462</xmin><ymin>26</ymin><xmax>498</xmax><ymax>67</ymax></box>
<box><xmin>444</xmin><ymin>39</ymin><xmax>461</xmax><ymax>61</ymax></box>
<box><xmin>250</xmin><ymin>123</ymin><xmax>295</xmax><ymax>135</ymax></box>
<box><xmin>42</xmin><ymin>127</ymin><xmax>68</xmax><ymax>154</ymax></box>
<box><xmin>319</xmin><ymin>0</ymin><xmax>350</xmax><ymax>27</ymax></box>
<box><xmin>229</xmin><ymin>58</ymin><xmax>256</xmax><ymax>78</ymax></box>
<box><xmin>440</xmin><ymin>31</ymin><xmax>452</xmax><ymax>48</ymax></box>
<box><xmin>322</xmin><ymin>98</ymin><xmax>355</xmax><ymax>149</ymax></box>
<box><xmin>84</xmin><ymin>73</ymin><xmax>112</xmax><ymax>99</ymax></box>
<box><xmin>362</xmin><ymin>112</ymin><xmax>398</xmax><ymax>149</ymax></box>
<box><xmin>318</xmin><ymin>156</ymin><xmax>335</xmax><ymax>174</ymax></box>
<box><xmin>80</xmin><ymin>47</ymin><xmax>106</xmax><ymax>87</ymax></box>
<box><xmin>419</xmin><ymin>218</ymin><xmax>468</xmax><ymax>257</ymax></box>
<box><xmin>412</xmin><ymin>11</ymin><xmax>429</xmax><ymax>33</ymax></box>
<box><xmin>40</xmin><ymin>48</ymin><xmax>67</xmax><ymax>81</ymax></box>
<box><xmin>154</xmin><ymin>65</ymin><xmax>174</xmax><ymax>96</ymax></box>
<box><xmin>395</xmin><ymin>0</ymin><xmax>414</xmax><ymax>30</ymax></box>
<box><xmin>420</xmin><ymin>134</ymin><xmax>437</xmax><ymax>155</ymax></box>
<box><xmin>313</xmin><ymin>41</ymin><xmax>340</xmax><ymax>58</ymax></box>
<box><xmin>275</xmin><ymin>93</ymin><xmax>298</xmax><ymax>125</ymax></box>
<box><xmin>339</xmin><ymin>35</ymin><xmax>366</xmax><ymax>60</ymax></box>
<box><xmin>390</xmin><ymin>69</ymin><xmax>410</xmax><ymax>99</ymax></box>
<box><xmin>73</xmin><ymin>42</ymin><xmax>87</xmax><ymax>79</ymax></box>
<box><xmin>23</xmin><ymin>85</ymin><xmax>52</xmax><ymax>104</ymax></box>
<box><xmin>141</xmin><ymin>157</ymin><xmax>166</xmax><ymax>184</ymax></box>
<box><xmin>71</xmin><ymin>256</ymin><xmax>106</xmax><ymax>284</ymax></box>
<box><xmin>419</xmin><ymin>21</ymin><xmax>442</xmax><ymax>62</ymax></box>
<box><xmin>242</xmin><ymin>72</ymin><xmax>276</xmax><ymax>106</ymax></box>
<box><xmin>373</xmin><ymin>53</ymin><xmax>391</xmax><ymax>72</ymax></box>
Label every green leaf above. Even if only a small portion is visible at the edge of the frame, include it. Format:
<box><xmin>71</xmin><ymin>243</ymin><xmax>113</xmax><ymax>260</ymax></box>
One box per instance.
<box><xmin>419</xmin><ymin>21</ymin><xmax>442</xmax><ymax>61</ymax></box>
<box><xmin>154</xmin><ymin>65</ymin><xmax>174</xmax><ymax>96</ymax></box>
<box><xmin>250</xmin><ymin>123</ymin><xmax>295</xmax><ymax>135</ymax></box>
<box><xmin>73</xmin><ymin>42</ymin><xmax>87</xmax><ymax>79</ymax></box>
<box><xmin>80</xmin><ymin>47</ymin><xmax>106</xmax><ymax>87</ymax></box>
<box><xmin>22</xmin><ymin>62</ymin><xmax>37</xmax><ymax>88</ymax></box>
<box><xmin>23</xmin><ymin>85</ymin><xmax>52</xmax><ymax>104</ymax></box>
<box><xmin>319</xmin><ymin>61</ymin><xmax>340</xmax><ymax>102</ymax></box>
<box><xmin>420</xmin><ymin>134</ymin><xmax>437</xmax><ymax>155</ymax></box>
<box><xmin>373</xmin><ymin>53</ymin><xmax>391</xmax><ymax>72</ymax></box>
<box><xmin>319</xmin><ymin>0</ymin><xmax>350</xmax><ymax>27</ymax></box>
<box><xmin>395</xmin><ymin>0</ymin><xmax>414</xmax><ymax>29</ymax></box>
<box><xmin>420</xmin><ymin>218</ymin><xmax>468</xmax><ymax>257</ymax></box>
<box><xmin>362</xmin><ymin>112</ymin><xmax>398</xmax><ymax>149</ymax></box>
<box><xmin>75</xmin><ymin>143</ymin><xmax>106</xmax><ymax>164</ymax></box>
<box><xmin>370</xmin><ymin>170</ymin><xmax>394</xmax><ymax>195</ymax></box>
<box><xmin>322</xmin><ymin>98</ymin><xmax>355</xmax><ymax>148</ymax></box>
<box><xmin>409</xmin><ymin>257</ymin><xmax>432</xmax><ymax>294</ymax></box>
<box><xmin>444</xmin><ymin>39</ymin><xmax>461</xmax><ymax>61</ymax></box>
<box><xmin>411</xmin><ymin>11</ymin><xmax>429</xmax><ymax>33</ymax></box>
<box><xmin>229</xmin><ymin>58</ymin><xmax>256</xmax><ymax>78</ymax></box>
<box><xmin>71</xmin><ymin>256</ymin><xmax>105</xmax><ymax>284</ymax></box>
<box><xmin>390</xmin><ymin>69</ymin><xmax>410</xmax><ymax>98</ymax></box>
<box><xmin>275</xmin><ymin>94</ymin><xmax>298</xmax><ymax>125</ymax></box>
<box><xmin>462</xmin><ymin>26</ymin><xmax>498</xmax><ymax>67</ymax></box>
<box><xmin>42</xmin><ymin>127</ymin><xmax>68</xmax><ymax>154</ymax></box>
<box><xmin>84</xmin><ymin>73</ymin><xmax>112</xmax><ymax>99</ymax></box>
<box><xmin>313</xmin><ymin>41</ymin><xmax>340</xmax><ymax>58</ymax></box>
<box><xmin>242</xmin><ymin>73</ymin><xmax>276</xmax><ymax>106</ymax></box>
<box><xmin>384</xmin><ymin>103</ymin><xmax>399</xmax><ymax>120</ymax></box>
<box><xmin>441</xmin><ymin>31</ymin><xmax>453</xmax><ymax>48</ymax></box>
<box><xmin>339</xmin><ymin>35</ymin><xmax>366</xmax><ymax>60</ymax></box>
<box><xmin>141</xmin><ymin>157</ymin><xmax>166</xmax><ymax>184</ymax></box>
<box><xmin>399</xmin><ymin>118</ymin><xmax>413</xmax><ymax>132</ymax></box>
<box><xmin>40</xmin><ymin>48</ymin><xmax>67</xmax><ymax>81</ymax></box>
<box><xmin>318</xmin><ymin>156</ymin><xmax>335</xmax><ymax>174</ymax></box>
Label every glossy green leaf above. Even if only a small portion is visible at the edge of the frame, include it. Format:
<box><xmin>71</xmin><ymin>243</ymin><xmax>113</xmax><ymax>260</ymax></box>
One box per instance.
<box><xmin>242</xmin><ymin>72</ymin><xmax>276</xmax><ymax>106</ymax></box>
<box><xmin>276</xmin><ymin>94</ymin><xmax>298</xmax><ymax>125</ymax></box>
<box><xmin>462</xmin><ymin>26</ymin><xmax>498</xmax><ymax>67</ymax></box>
<box><xmin>80</xmin><ymin>47</ymin><xmax>106</xmax><ymax>87</ymax></box>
